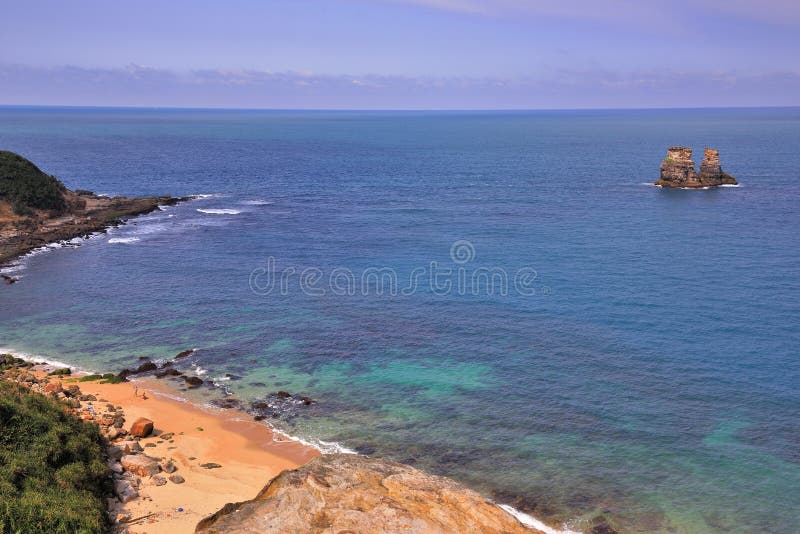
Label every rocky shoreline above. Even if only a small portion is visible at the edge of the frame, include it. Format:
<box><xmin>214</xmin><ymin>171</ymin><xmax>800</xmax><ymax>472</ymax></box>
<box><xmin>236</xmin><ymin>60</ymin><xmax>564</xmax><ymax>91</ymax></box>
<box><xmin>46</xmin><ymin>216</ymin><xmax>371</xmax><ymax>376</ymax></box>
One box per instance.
<box><xmin>0</xmin><ymin>352</ymin><xmax>582</xmax><ymax>533</ymax></box>
<box><xmin>0</xmin><ymin>192</ymin><xmax>191</xmax><ymax>269</ymax></box>
<box><xmin>0</xmin><ymin>353</ymin><xmax>314</xmax><ymax>532</ymax></box>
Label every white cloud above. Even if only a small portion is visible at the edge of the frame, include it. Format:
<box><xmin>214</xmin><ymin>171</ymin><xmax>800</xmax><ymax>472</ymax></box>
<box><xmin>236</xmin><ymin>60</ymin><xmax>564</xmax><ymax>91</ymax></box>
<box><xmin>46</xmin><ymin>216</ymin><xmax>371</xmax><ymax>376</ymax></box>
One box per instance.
<box><xmin>1</xmin><ymin>63</ymin><xmax>799</xmax><ymax>109</ymax></box>
<box><xmin>379</xmin><ymin>0</ymin><xmax>800</xmax><ymax>26</ymax></box>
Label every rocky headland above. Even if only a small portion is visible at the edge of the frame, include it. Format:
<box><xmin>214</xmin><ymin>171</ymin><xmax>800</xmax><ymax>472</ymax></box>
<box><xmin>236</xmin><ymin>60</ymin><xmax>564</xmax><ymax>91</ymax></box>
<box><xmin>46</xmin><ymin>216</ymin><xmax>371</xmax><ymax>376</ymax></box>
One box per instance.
<box><xmin>196</xmin><ymin>453</ymin><xmax>540</xmax><ymax>534</ymax></box>
<box><xmin>0</xmin><ymin>150</ymin><xmax>190</xmax><ymax>268</ymax></box>
<box><xmin>655</xmin><ymin>147</ymin><xmax>738</xmax><ymax>188</ymax></box>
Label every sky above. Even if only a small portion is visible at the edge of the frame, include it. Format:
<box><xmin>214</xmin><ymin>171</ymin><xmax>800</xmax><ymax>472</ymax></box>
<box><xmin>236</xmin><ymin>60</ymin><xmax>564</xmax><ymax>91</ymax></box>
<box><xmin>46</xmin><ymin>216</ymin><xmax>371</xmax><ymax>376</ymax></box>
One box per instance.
<box><xmin>1</xmin><ymin>0</ymin><xmax>799</xmax><ymax>109</ymax></box>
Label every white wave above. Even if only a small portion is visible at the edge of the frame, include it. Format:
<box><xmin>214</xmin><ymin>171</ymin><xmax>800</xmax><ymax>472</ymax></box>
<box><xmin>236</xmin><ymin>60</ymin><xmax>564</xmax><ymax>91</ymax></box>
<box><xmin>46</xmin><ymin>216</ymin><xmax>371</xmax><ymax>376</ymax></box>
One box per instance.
<box><xmin>192</xmin><ymin>193</ymin><xmax>223</xmax><ymax>199</ymax></box>
<box><xmin>108</xmin><ymin>237</ymin><xmax>141</xmax><ymax>244</ymax></box>
<box><xmin>0</xmin><ymin>347</ymin><xmax>99</xmax><ymax>375</ymax></box>
<box><xmin>719</xmin><ymin>183</ymin><xmax>741</xmax><ymax>187</ymax></box>
<box><xmin>0</xmin><ymin>261</ymin><xmax>25</xmax><ymax>276</ymax></box>
<box><xmin>125</xmin><ymin>222</ymin><xmax>171</xmax><ymax>237</ymax></box>
<box><xmin>272</xmin><ymin>429</ymin><xmax>358</xmax><ymax>454</ymax></box>
<box><xmin>0</xmin><ymin>232</ymin><xmax>104</xmax><ymax>276</ymax></box>
<box><xmin>191</xmin><ymin>363</ymin><xmax>208</xmax><ymax>376</ymax></box>
<box><xmin>498</xmin><ymin>505</ymin><xmax>580</xmax><ymax>534</ymax></box>
<box><xmin>145</xmin><ymin>388</ymin><xmax>191</xmax><ymax>404</ymax></box>
<box><xmin>196</xmin><ymin>208</ymin><xmax>241</xmax><ymax>215</ymax></box>
<box><xmin>241</xmin><ymin>199</ymin><xmax>274</xmax><ymax>206</ymax></box>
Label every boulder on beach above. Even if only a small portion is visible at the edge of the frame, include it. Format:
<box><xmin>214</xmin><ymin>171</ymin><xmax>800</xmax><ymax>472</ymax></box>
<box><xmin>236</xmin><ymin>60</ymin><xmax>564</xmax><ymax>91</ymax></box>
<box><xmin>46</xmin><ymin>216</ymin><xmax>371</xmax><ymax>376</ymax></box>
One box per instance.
<box><xmin>44</xmin><ymin>380</ymin><xmax>63</xmax><ymax>393</ymax></box>
<box><xmin>160</xmin><ymin>459</ymin><xmax>177</xmax><ymax>473</ymax></box>
<box><xmin>120</xmin><ymin>454</ymin><xmax>161</xmax><ymax>477</ymax></box>
<box><xmin>195</xmin><ymin>454</ymin><xmax>538</xmax><ymax>534</ymax></box>
<box><xmin>129</xmin><ymin>417</ymin><xmax>154</xmax><ymax>438</ymax></box>
<box><xmin>114</xmin><ymin>478</ymin><xmax>139</xmax><ymax>503</ymax></box>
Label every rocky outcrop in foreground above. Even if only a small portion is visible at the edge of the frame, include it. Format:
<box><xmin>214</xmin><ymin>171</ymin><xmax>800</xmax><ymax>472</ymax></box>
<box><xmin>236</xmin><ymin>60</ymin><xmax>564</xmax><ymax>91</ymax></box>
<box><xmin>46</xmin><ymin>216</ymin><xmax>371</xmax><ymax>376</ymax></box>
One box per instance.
<box><xmin>655</xmin><ymin>147</ymin><xmax>737</xmax><ymax>188</ymax></box>
<box><xmin>196</xmin><ymin>453</ymin><xmax>540</xmax><ymax>534</ymax></box>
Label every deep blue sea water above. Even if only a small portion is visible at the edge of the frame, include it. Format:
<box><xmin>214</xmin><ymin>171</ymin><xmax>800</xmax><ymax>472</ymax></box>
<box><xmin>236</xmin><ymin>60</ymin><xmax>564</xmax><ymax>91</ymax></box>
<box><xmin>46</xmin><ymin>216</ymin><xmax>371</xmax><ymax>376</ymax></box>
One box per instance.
<box><xmin>1</xmin><ymin>107</ymin><xmax>798</xmax><ymax>533</ymax></box>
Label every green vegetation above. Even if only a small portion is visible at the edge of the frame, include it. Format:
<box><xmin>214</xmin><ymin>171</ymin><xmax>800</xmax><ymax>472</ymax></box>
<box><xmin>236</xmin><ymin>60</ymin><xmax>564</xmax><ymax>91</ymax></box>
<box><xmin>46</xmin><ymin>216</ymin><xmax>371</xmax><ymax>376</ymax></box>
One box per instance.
<box><xmin>663</xmin><ymin>157</ymin><xmax>675</xmax><ymax>163</ymax></box>
<box><xmin>47</xmin><ymin>368</ymin><xmax>71</xmax><ymax>376</ymax></box>
<box><xmin>0</xmin><ymin>355</ymin><xmax>31</xmax><ymax>372</ymax></box>
<box><xmin>77</xmin><ymin>373</ymin><xmax>125</xmax><ymax>384</ymax></box>
<box><xmin>0</xmin><ymin>381</ymin><xmax>109</xmax><ymax>533</ymax></box>
<box><xmin>0</xmin><ymin>150</ymin><xmax>66</xmax><ymax>215</ymax></box>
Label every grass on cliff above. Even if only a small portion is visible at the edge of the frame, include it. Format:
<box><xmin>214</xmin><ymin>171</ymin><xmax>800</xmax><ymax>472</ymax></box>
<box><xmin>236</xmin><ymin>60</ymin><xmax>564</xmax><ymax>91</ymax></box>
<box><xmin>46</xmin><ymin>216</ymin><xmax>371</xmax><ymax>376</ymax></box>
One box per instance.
<box><xmin>0</xmin><ymin>380</ymin><xmax>109</xmax><ymax>534</ymax></box>
<box><xmin>0</xmin><ymin>150</ymin><xmax>66</xmax><ymax>215</ymax></box>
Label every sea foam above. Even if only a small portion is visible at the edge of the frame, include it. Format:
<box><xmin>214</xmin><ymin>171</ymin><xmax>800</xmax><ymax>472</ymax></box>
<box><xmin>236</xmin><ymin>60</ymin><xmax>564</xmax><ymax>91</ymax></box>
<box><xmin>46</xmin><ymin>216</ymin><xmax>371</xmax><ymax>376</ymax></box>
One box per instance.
<box><xmin>197</xmin><ymin>208</ymin><xmax>242</xmax><ymax>215</ymax></box>
<box><xmin>498</xmin><ymin>505</ymin><xmax>581</xmax><ymax>534</ymax></box>
<box><xmin>0</xmin><ymin>347</ymin><xmax>98</xmax><ymax>376</ymax></box>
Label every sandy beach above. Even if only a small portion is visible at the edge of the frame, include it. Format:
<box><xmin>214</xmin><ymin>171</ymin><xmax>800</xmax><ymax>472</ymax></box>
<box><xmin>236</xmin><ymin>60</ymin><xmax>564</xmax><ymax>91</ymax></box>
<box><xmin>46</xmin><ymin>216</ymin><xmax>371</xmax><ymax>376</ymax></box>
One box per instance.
<box><xmin>0</xmin><ymin>358</ymin><xmax>552</xmax><ymax>534</ymax></box>
<box><xmin>53</xmin><ymin>371</ymin><xmax>319</xmax><ymax>533</ymax></box>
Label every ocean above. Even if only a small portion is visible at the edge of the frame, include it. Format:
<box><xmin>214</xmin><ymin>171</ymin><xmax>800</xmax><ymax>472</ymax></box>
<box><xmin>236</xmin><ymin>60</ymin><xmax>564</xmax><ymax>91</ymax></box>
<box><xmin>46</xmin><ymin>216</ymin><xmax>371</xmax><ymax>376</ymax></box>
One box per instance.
<box><xmin>1</xmin><ymin>107</ymin><xmax>798</xmax><ymax>532</ymax></box>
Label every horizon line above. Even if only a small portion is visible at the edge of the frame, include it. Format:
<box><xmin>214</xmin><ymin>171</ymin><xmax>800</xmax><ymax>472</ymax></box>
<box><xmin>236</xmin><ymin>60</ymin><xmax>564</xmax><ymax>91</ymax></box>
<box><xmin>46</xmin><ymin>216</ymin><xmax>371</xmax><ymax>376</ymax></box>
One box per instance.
<box><xmin>1</xmin><ymin>103</ymin><xmax>799</xmax><ymax>113</ymax></box>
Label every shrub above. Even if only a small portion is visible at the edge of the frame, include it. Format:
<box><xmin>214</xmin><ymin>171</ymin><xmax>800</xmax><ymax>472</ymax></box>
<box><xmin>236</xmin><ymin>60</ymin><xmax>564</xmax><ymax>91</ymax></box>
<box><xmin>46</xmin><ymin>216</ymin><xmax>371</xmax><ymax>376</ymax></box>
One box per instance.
<box><xmin>77</xmin><ymin>373</ymin><xmax>124</xmax><ymax>384</ymax></box>
<box><xmin>0</xmin><ymin>381</ymin><xmax>109</xmax><ymax>533</ymax></box>
<box><xmin>0</xmin><ymin>151</ymin><xmax>66</xmax><ymax>214</ymax></box>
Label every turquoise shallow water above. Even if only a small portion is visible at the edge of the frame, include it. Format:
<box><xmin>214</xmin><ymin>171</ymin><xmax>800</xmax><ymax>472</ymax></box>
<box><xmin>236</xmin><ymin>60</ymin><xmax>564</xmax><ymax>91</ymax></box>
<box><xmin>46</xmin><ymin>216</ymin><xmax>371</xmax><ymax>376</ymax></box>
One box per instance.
<box><xmin>1</xmin><ymin>107</ymin><xmax>799</xmax><ymax>532</ymax></box>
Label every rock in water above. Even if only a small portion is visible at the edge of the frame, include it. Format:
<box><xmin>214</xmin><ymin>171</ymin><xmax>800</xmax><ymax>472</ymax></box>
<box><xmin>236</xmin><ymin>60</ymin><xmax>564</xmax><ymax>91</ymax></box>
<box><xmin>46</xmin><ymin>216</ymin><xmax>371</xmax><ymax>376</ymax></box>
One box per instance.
<box><xmin>698</xmin><ymin>148</ymin><xmax>737</xmax><ymax>186</ymax></box>
<box><xmin>195</xmin><ymin>454</ymin><xmax>539</xmax><ymax>534</ymax></box>
<box><xmin>655</xmin><ymin>146</ymin><xmax>737</xmax><ymax>188</ymax></box>
<box><xmin>129</xmin><ymin>417</ymin><xmax>154</xmax><ymax>437</ymax></box>
<box><xmin>657</xmin><ymin>146</ymin><xmax>698</xmax><ymax>186</ymax></box>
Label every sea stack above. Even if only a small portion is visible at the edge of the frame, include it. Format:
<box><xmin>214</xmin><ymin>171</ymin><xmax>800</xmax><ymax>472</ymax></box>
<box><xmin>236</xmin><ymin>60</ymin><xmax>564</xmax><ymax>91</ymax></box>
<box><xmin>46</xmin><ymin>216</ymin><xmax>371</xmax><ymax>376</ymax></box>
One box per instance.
<box><xmin>655</xmin><ymin>146</ymin><xmax>737</xmax><ymax>188</ymax></box>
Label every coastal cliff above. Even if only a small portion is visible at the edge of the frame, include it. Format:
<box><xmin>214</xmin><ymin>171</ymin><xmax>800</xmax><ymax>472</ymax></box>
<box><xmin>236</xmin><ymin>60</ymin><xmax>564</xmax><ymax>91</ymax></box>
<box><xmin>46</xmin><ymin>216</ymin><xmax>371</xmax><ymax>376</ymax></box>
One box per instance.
<box><xmin>0</xmin><ymin>150</ymin><xmax>187</xmax><ymax>267</ymax></box>
<box><xmin>195</xmin><ymin>454</ymin><xmax>541</xmax><ymax>534</ymax></box>
<box><xmin>655</xmin><ymin>147</ymin><xmax>737</xmax><ymax>188</ymax></box>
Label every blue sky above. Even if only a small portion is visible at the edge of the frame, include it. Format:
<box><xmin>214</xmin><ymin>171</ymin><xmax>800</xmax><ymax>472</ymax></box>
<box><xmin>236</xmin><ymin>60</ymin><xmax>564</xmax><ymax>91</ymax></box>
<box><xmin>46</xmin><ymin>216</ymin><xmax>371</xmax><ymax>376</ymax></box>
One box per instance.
<box><xmin>1</xmin><ymin>0</ymin><xmax>798</xmax><ymax>108</ymax></box>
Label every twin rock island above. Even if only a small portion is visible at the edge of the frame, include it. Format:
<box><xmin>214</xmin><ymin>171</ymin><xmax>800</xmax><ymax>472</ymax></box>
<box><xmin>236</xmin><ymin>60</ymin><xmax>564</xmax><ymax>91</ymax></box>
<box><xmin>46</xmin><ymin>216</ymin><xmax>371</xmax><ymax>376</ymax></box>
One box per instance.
<box><xmin>656</xmin><ymin>147</ymin><xmax>738</xmax><ymax>188</ymax></box>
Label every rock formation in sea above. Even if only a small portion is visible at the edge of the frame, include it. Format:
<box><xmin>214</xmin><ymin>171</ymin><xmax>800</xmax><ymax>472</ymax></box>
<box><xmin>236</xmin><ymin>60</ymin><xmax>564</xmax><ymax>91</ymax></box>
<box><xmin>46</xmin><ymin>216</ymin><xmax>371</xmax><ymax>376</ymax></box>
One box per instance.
<box><xmin>655</xmin><ymin>146</ymin><xmax>737</xmax><ymax>188</ymax></box>
<box><xmin>195</xmin><ymin>453</ymin><xmax>541</xmax><ymax>534</ymax></box>
<box><xmin>698</xmin><ymin>148</ymin><xmax>737</xmax><ymax>186</ymax></box>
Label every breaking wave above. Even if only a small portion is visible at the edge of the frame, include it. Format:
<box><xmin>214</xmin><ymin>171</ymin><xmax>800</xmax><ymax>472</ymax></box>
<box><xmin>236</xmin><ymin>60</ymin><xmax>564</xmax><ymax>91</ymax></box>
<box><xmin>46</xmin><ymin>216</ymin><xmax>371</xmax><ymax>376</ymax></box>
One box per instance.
<box><xmin>196</xmin><ymin>208</ymin><xmax>242</xmax><ymax>215</ymax></box>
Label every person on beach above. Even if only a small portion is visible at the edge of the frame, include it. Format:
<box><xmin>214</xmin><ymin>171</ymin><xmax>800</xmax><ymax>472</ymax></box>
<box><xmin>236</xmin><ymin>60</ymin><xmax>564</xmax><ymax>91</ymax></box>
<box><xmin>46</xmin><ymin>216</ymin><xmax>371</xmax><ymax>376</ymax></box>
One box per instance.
<box><xmin>141</xmin><ymin>390</ymin><xmax>148</xmax><ymax>400</ymax></box>
<box><xmin>133</xmin><ymin>385</ymin><xmax>139</xmax><ymax>397</ymax></box>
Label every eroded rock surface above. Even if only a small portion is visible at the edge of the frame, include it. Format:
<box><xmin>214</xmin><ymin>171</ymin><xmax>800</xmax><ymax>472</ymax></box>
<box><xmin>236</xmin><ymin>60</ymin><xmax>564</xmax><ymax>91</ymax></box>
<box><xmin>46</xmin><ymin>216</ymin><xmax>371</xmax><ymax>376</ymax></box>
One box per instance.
<box><xmin>129</xmin><ymin>417</ymin><xmax>154</xmax><ymax>437</ymax></box>
<box><xmin>655</xmin><ymin>146</ymin><xmax>737</xmax><ymax>188</ymax></box>
<box><xmin>196</xmin><ymin>453</ymin><xmax>539</xmax><ymax>534</ymax></box>
<box><xmin>120</xmin><ymin>454</ymin><xmax>161</xmax><ymax>477</ymax></box>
